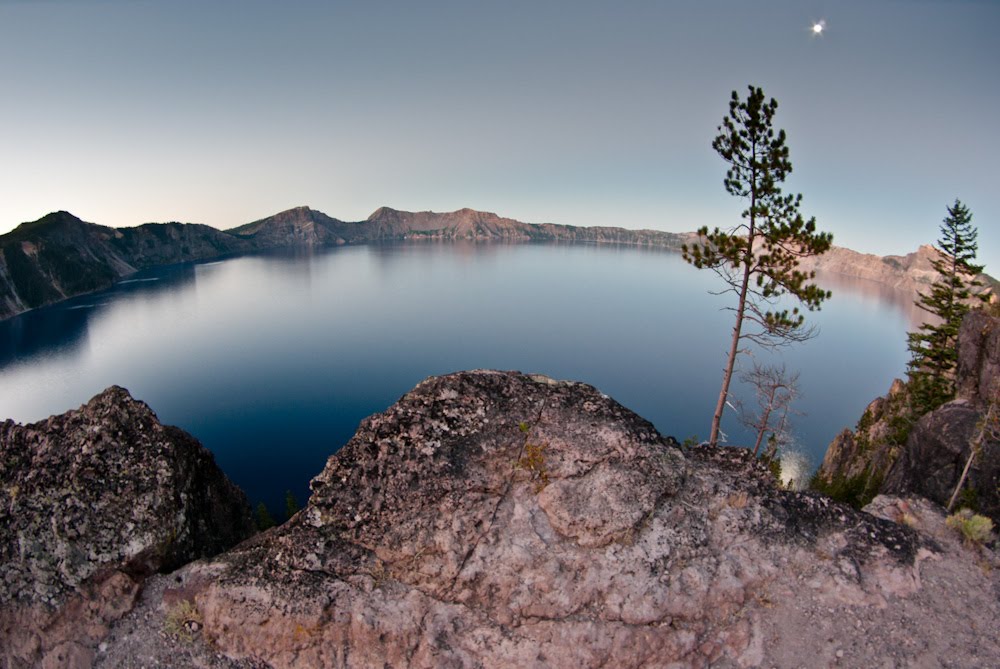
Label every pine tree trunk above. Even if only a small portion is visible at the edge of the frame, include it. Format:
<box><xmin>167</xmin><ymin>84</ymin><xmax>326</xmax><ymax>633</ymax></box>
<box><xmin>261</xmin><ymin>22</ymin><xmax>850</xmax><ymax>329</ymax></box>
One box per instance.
<box><xmin>709</xmin><ymin>233</ymin><xmax>754</xmax><ymax>447</ymax></box>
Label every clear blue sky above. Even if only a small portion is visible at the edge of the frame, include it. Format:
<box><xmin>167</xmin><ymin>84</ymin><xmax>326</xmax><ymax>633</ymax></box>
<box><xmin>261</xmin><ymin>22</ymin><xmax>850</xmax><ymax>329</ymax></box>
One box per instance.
<box><xmin>1</xmin><ymin>0</ymin><xmax>997</xmax><ymax>269</ymax></box>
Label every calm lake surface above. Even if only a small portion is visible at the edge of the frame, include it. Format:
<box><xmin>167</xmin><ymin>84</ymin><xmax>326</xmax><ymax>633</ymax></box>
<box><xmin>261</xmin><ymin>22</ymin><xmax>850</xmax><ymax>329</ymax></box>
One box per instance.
<box><xmin>0</xmin><ymin>243</ymin><xmax>912</xmax><ymax>514</ymax></box>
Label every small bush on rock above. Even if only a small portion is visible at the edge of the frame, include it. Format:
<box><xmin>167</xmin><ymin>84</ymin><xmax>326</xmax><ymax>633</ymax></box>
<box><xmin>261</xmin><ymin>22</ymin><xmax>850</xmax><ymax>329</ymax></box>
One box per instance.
<box><xmin>164</xmin><ymin>599</ymin><xmax>203</xmax><ymax>642</ymax></box>
<box><xmin>946</xmin><ymin>509</ymin><xmax>995</xmax><ymax>546</ymax></box>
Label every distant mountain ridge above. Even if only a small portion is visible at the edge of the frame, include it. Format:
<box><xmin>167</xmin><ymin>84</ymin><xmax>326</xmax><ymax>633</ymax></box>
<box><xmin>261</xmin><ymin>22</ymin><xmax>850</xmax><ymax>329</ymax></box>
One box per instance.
<box><xmin>0</xmin><ymin>206</ymin><xmax>993</xmax><ymax>320</ymax></box>
<box><xmin>233</xmin><ymin>205</ymin><xmax>694</xmax><ymax>247</ymax></box>
<box><xmin>0</xmin><ymin>211</ymin><xmax>253</xmax><ymax>320</ymax></box>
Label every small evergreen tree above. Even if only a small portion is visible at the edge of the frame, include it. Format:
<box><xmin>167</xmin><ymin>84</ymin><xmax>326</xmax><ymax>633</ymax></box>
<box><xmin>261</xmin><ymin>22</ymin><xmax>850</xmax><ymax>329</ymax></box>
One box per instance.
<box><xmin>255</xmin><ymin>502</ymin><xmax>276</xmax><ymax>531</ymax></box>
<box><xmin>285</xmin><ymin>490</ymin><xmax>300</xmax><ymax>521</ymax></box>
<box><xmin>683</xmin><ymin>85</ymin><xmax>832</xmax><ymax>446</ymax></box>
<box><xmin>907</xmin><ymin>200</ymin><xmax>988</xmax><ymax>412</ymax></box>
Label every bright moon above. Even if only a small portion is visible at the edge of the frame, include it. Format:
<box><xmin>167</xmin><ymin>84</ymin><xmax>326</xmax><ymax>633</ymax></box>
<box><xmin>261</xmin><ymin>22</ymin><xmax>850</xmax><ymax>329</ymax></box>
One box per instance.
<box><xmin>811</xmin><ymin>21</ymin><xmax>825</xmax><ymax>35</ymax></box>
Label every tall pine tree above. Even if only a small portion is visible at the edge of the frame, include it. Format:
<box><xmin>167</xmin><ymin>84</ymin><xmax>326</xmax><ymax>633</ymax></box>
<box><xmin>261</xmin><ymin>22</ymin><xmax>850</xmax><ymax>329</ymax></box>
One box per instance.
<box><xmin>907</xmin><ymin>199</ymin><xmax>988</xmax><ymax>412</ymax></box>
<box><xmin>683</xmin><ymin>86</ymin><xmax>832</xmax><ymax>446</ymax></box>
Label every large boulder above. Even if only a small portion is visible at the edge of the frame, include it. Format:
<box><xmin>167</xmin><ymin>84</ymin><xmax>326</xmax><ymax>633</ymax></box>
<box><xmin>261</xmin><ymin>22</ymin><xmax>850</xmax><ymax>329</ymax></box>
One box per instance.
<box><xmin>884</xmin><ymin>399</ymin><xmax>1000</xmax><ymax>521</ymax></box>
<box><xmin>172</xmin><ymin>370</ymin><xmax>927</xmax><ymax>668</ymax></box>
<box><xmin>0</xmin><ymin>387</ymin><xmax>255</xmax><ymax>668</ymax></box>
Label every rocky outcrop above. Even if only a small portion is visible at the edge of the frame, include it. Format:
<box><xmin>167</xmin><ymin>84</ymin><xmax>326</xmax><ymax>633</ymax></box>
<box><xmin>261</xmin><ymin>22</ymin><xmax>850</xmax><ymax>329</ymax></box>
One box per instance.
<box><xmin>5</xmin><ymin>371</ymin><xmax>1000</xmax><ymax>667</ymax></box>
<box><xmin>110</xmin><ymin>221</ymin><xmax>253</xmax><ymax>268</ymax></box>
<box><xmin>0</xmin><ymin>387</ymin><xmax>255</xmax><ymax>668</ymax></box>
<box><xmin>882</xmin><ymin>400</ymin><xmax>999</xmax><ymax>518</ymax></box>
<box><xmin>813</xmin><ymin>379</ymin><xmax>912</xmax><ymax>506</ymax></box>
<box><xmin>882</xmin><ymin>314</ymin><xmax>1000</xmax><ymax>522</ymax></box>
<box><xmin>229</xmin><ymin>207</ymin><xmax>355</xmax><ymax>247</ymax></box>
<box><xmin>0</xmin><ymin>212</ymin><xmax>137</xmax><ymax>319</ymax></box>
<box><xmin>143</xmin><ymin>370</ymin><xmax>931</xmax><ymax>668</ymax></box>
<box><xmin>817</xmin><ymin>311</ymin><xmax>1000</xmax><ymax>522</ymax></box>
<box><xmin>361</xmin><ymin>206</ymin><xmax>697</xmax><ymax>247</ymax></box>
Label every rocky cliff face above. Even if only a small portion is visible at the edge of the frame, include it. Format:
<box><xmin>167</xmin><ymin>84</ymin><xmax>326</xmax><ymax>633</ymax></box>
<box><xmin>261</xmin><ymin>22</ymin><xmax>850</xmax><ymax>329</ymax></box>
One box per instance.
<box><xmin>159</xmin><ymin>370</ymin><xmax>944</xmax><ymax>668</ymax></box>
<box><xmin>813</xmin><ymin>378</ymin><xmax>913</xmax><ymax>506</ymax></box>
<box><xmin>797</xmin><ymin>244</ymin><xmax>941</xmax><ymax>296</ymax></box>
<box><xmin>0</xmin><ymin>387</ymin><xmax>255</xmax><ymax>668</ymax></box>
<box><xmin>111</xmin><ymin>221</ymin><xmax>253</xmax><ymax>267</ymax></box>
<box><xmin>0</xmin><ymin>212</ymin><xmax>250</xmax><ymax>320</ymax></box>
<box><xmin>817</xmin><ymin>311</ymin><xmax>1000</xmax><ymax>522</ymax></box>
<box><xmin>955</xmin><ymin>309</ymin><xmax>1000</xmax><ymax>404</ymax></box>
<box><xmin>360</xmin><ymin>206</ymin><xmax>695</xmax><ymax>247</ymax></box>
<box><xmin>0</xmin><ymin>212</ymin><xmax>137</xmax><ymax>319</ymax></box>
<box><xmin>882</xmin><ymin>312</ymin><xmax>1000</xmax><ymax>521</ymax></box>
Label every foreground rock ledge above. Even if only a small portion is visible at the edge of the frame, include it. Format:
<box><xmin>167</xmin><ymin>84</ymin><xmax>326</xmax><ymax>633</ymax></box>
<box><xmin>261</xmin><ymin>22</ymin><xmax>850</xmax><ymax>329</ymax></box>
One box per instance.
<box><xmin>169</xmin><ymin>370</ymin><xmax>956</xmax><ymax>669</ymax></box>
<box><xmin>0</xmin><ymin>387</ymin><xmax>255</xmax><ymax>668</ymax></box>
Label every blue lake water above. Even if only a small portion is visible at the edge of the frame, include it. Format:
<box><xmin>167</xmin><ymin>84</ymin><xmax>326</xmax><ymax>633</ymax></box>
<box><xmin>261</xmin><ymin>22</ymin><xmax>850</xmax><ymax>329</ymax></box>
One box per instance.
<box><xmin>0</xmin><ymin>242</ymin><xmax>913</xmax><ymax>515</ymax></box>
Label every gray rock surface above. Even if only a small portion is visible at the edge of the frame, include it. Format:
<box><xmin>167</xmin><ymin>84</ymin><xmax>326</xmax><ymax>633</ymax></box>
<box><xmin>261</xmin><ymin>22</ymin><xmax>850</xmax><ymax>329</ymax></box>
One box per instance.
<box><xmin>956</xmin><ymin>309</ymin><xmax>1000</xmax><ymax>404</ymax></box>
<box><xmin>162</xmin><ymin>371</ymin><xmax>937</xmax><ymax>668</ymax></box>
<box><xmin>884</xmin><ymin>398</ymin><xmax>1000</xmax><ymax>523</ymax></box>
<box><xmin>0</xmin><ymin>386</ymin><xmax>255</xmax><ymax>668</ymax></box>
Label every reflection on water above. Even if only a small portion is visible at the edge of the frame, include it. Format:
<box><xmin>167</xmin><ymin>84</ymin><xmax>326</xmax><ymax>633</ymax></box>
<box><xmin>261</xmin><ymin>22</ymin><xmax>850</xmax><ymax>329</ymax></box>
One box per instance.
<box><xmin>0</xmin><ymin>243</ymin><xmax>912</xmax><ymax>515</ymax></box>
<box><xmin>815</xmin><ymin>271</ymin><xmax>928</xmax><ymax>327</ymax></box>
<box><xmin>0</xmin><ymin>264</ymin><xmax>197</xmax><ymax>369</ymax></box>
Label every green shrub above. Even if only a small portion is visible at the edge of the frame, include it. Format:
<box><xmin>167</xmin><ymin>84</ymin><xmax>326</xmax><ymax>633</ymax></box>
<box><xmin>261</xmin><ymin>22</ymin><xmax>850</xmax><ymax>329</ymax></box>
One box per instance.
<box><xmin>766</xmin><ymin>456</ymin><xmax>782</xmax><ymax>484</ymax></box>
<box><xmin>956</xmin><ymin>487</ymin><xmax>981</xmax><ymax>513</ymax></box>
<box><xmin>946</xmin><ymin>509</ymin><xmax>994</xmax><ymax>546</ymax></box>
<box><xmin>810</xmin><ymin>468</ymin><xmax>883</xmax><ymax>510</ymax></box>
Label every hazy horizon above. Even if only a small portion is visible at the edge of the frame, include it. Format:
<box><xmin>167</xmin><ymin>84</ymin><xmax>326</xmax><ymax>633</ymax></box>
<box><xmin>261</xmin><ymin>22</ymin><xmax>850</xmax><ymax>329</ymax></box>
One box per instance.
<box><xmin>1</xmin><ymin>0</ymin><xmax>996</xmax><ymax>269</ymax></box>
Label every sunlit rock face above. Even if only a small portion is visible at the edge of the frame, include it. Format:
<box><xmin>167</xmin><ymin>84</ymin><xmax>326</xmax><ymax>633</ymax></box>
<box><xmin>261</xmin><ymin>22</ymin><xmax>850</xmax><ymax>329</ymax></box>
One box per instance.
<box><xmin>0</xmin><ymin>387</ymin><xmax>255</xmax><ymax>669</ymax></box>
<box><xmin>182</xmin><ymin>370</ymin><xmax>922</xmax><ymax>668</ymax></box>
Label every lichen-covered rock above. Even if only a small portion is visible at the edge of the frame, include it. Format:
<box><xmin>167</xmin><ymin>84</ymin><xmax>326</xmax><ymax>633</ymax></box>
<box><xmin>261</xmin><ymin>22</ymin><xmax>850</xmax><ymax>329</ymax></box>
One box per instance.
<box><xmin>0</xmin><ymin>386</ymin><xmax>255</xmax><ymax>668</ymax></box>
<box><xmin>176</xmin><ymin>370</ymin><xmax>925</xmax><ymax>668</ymax></box>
